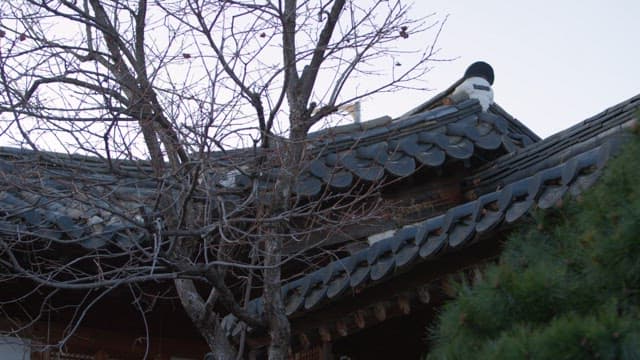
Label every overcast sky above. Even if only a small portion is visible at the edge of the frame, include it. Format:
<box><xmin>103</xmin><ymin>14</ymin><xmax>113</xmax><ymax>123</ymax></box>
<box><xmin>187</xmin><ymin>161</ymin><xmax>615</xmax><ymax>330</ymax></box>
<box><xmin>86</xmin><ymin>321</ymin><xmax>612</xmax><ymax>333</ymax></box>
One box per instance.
<box><xmin>362</xmin><ymin>0</ymin><xmax>640</xmax><ymax>138</ymax></box>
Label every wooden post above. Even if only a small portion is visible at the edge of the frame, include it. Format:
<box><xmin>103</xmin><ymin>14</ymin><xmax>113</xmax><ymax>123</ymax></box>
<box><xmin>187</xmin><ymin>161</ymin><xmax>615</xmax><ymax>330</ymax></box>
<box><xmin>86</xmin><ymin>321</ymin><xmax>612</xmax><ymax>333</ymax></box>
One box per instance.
<box><xmin>94</xmin><ymin>350</ymin><xmax>109</xmax><ymax>360</ymax></box>
<box><xmin>31</xmin><ymin>350</ymin><xmax>50</xmax><ymax>360</ymax></box>
<box><xmin>321</xmin><ymin>341</ymin><xmax>333</xmax><ymax>360</ymax></box>
<box><xmin>298</xmin><ymin>333</ymin><xmax>311</xmax><ymax>350</ymax></box>
<box><xmin>248</xmin><ymin>349</ymin><xmax>258</xmax><ymax>360</ymax></box>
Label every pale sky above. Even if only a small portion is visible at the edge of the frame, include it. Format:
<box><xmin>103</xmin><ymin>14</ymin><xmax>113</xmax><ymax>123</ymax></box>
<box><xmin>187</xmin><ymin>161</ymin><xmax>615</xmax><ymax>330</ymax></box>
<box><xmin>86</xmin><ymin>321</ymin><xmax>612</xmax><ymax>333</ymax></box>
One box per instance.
<box><xmin>363</xmin><ymin>0</ymin><xmax>640</xmax><ymax>138</ymax></box>
<box><xmin>2</xmin><ymin>1</ymin><xmax>638</xmax><ymax>149</ymax></box>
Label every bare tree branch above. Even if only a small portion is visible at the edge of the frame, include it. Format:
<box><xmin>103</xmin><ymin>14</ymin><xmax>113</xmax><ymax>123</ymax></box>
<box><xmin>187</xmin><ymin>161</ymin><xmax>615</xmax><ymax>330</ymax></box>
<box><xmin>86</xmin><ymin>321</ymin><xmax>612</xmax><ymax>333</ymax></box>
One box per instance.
<box><xmin>0</xmin><ymin>1</ymin><xmax>446</xmax><ymax>358</ymax></box>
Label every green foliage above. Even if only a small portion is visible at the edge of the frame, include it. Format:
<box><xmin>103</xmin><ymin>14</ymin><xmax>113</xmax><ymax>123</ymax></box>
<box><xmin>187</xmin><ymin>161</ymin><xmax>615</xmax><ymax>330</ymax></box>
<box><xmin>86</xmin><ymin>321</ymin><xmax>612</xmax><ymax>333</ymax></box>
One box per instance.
<box><xmin>428</xmin><ymin>131</ymin><xmax>640</xmax><ymax>360</ymax></box>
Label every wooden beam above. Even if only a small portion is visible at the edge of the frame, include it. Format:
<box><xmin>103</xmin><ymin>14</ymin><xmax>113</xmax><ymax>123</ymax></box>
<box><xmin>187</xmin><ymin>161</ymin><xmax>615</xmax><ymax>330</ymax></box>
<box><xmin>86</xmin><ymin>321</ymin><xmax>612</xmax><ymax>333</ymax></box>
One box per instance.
<box><xmin>397</xmin><ymin>294</ymin><xmax>411</xmax><ymax>315</ymax></box>
<box><xmin>336</xmin><ymin>320</ymin><xmax>348</xmax><ymax>337</ymax></box>
<box><xmin>354</xmin><ymin>310</ymin><xmax>366</xmax><ymax>329</ymax></box>
<box><xmin>319</xmin><ymin>326</ymin><xmax>331</xmax><ymax>343</ymax></box>
<box><xmin>23</xmin><ymin>320</ymin><xmax>209</xmax><ymax>359</ymax></box>
<box><xmin>373</xmin><ymin>303</ymin><xmax>386</xmax><ymax>322</ymax></box>
<box><xmin>280</xmin><ymin>231</ymin><xmax>506</xmax><ymax>350</ymax></box>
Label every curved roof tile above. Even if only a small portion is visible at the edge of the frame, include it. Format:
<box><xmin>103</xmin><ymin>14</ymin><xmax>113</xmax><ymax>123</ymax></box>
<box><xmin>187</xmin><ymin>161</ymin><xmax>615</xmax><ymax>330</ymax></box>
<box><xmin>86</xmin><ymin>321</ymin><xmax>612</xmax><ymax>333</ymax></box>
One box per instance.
<box><xmin>293</xmin><ymin>99</ymin><xmax>539</xmax><ymax>196</ymax></box>
<box><xmin>468</xmin><ymin>94</ymin><xmax>640</xmax><ymax>194</ymax></box>
<box><xmin>0</xmin><ymin>98</ymin><xmax>536</xmax><ymax>246</ymax></box>
<box><xmin>222</xmin><ymin>136</ymin><xmax>625</xmax><ymax>335</ymax></box>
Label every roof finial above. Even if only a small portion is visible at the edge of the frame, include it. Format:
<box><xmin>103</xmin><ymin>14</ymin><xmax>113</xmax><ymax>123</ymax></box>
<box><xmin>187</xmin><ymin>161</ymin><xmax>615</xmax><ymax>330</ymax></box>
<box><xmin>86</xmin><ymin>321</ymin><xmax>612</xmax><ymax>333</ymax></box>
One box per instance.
<box><xmin>464</xmin><ymin>61</ymin><xmax>494</xmax><ymax>85</ymax></box>
<box><xmin>447</xmin><ymin>61</ymin><xmax>495</xmax><ymax>111</ymax></box>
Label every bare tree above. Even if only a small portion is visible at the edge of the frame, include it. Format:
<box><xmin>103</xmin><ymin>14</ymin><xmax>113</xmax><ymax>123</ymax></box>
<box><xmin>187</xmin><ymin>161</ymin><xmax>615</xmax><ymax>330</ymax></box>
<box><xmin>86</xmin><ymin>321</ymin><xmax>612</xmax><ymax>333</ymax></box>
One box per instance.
<box><xmin>0</xmin><ymin>1</ymin><xmax>444</xmax><ymax>358</ymax></box>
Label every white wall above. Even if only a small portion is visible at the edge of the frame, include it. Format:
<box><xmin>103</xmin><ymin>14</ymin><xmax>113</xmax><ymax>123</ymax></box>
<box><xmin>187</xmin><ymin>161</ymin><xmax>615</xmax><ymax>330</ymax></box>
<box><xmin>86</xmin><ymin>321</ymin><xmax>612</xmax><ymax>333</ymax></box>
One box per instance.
<box><xmin>0</xmin><ymin>336</ymin><xmax>30</xmax><ymax>360</ymax></box>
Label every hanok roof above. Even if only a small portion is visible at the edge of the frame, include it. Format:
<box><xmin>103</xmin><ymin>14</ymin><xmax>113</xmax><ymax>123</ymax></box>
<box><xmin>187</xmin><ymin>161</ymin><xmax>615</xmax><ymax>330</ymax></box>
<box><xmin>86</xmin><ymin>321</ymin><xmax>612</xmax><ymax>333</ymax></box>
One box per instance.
<box><xmin>0</xmin><ymin>96</ymin><xmax>536</xmax><ymax>249</ymax></box>
<box><xmin>221</xmin><ymin>93</ymin><xmax>640</xmax><ymax>337</ymax></box>
<box><xmin>3</xmin><ymin>74</ymin><xmax>637</xmax><ymax>345</ymax></box>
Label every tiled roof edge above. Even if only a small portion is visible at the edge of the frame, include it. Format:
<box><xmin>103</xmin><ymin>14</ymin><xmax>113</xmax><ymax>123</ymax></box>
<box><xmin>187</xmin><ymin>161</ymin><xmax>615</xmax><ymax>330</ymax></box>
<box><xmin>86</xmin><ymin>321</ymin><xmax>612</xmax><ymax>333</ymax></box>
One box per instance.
<box><xmin>469</xmin><ymin>93</ymin><xmax>640</xmax><ymax>192</ymax></box>
<box><xmin>222</xmin><ymin>130</ymin><xmax>630</xmax><ymax>336</ymax></box>
<box><xmin>293</xmin><ymin>99</ymin><xmax>535</xmax><ymax>196</ymax></box>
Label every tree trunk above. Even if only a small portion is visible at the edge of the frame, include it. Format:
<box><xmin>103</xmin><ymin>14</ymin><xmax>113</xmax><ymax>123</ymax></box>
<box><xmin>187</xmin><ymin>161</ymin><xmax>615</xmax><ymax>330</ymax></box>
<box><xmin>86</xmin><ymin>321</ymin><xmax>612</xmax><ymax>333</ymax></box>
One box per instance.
<box><xmin>263</xmin><ymin>231</ymin><xmax>291</xmax><ymax>360</ymax></box>
<box><xmin>174</xmin><ymin>278</ymin><xmax>237</xmax><ymax>359</ymax></box>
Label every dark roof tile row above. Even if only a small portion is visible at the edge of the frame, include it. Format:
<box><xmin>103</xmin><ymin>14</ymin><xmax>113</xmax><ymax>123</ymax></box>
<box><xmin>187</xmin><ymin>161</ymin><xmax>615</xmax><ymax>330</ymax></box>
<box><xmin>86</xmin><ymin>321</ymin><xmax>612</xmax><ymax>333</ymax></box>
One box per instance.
<box><xmin>293</xmin><ymin>100</ymin><xmax>537</xmax><ymax>196</ymax></box>
<box><xmin>469</xmin><ymin>93</ymin><xmax>640</xmax><ymax>194</ymax></box>
<box><xmin>0</xmin><ymin>99</ymin><xmax>536</xmax><ymax>247</ymax></box>
<box><xmin>222</xmin><ymin>139</ymin><xmax>616</xmax><ymax>336</ymax></box>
